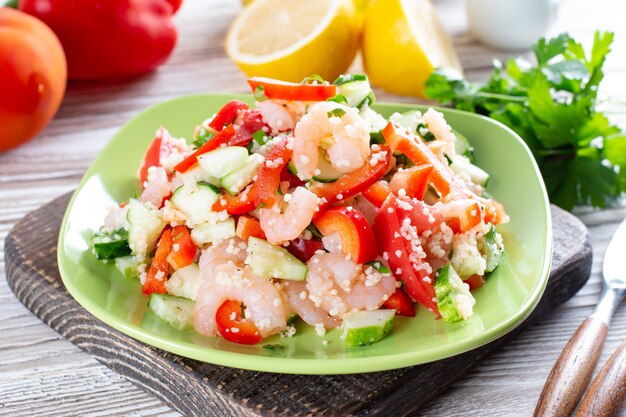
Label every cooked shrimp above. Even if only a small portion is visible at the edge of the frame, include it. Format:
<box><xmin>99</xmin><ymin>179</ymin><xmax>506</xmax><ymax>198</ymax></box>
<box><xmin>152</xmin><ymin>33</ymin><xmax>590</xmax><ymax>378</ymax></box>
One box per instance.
<box><xmin>305</xmin><ymin>252</ymin><xmax>397</xmax><ymax>318</ymax></box>
<box><xmin>141</xmin><ymin>166</ymin><xmax>171</xmax><ymax>208</ymax></box>
<box><xmin>283</xmin><ymin>281</ymin><xmax>341</xmax><ymax>329</ymax></box>
<box><xmin>193</xmin><ymin>239</ymin><xmax>287</xmax><ymax>337</ymax></box>
<box><xmin>421</xmin><ymin>108</ymin><xmax>456</xmax><ymax>156</ymax></box>
<box><xmin>258</xmin><ymin>100</ymin><xmax>296</xmax><ymax>134</ymax></box>
<box><xmin>259</xmin><ymin>186</ymin><xmax>318</xmax><ymax>245</ymax></box>
<box><xmin>293</xmin><ymin>101</ymin><xmax>370</xmax><ymax>180</ymax></box>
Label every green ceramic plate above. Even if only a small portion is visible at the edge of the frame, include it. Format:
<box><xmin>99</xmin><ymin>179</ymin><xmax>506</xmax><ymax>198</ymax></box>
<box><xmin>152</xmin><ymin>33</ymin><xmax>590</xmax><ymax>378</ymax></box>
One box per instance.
<box><xmin>58</xmin><ymin>94</ymin><xmax>552</xmax><ymax>374</ymax></box>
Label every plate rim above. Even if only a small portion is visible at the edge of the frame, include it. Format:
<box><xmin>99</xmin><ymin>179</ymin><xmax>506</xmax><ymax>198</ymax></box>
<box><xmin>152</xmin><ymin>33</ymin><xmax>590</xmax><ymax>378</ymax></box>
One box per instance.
<box><xmin>57</xmin><ymin>93</ymin><xmax>553</xmax><ymax>374</ymax></box>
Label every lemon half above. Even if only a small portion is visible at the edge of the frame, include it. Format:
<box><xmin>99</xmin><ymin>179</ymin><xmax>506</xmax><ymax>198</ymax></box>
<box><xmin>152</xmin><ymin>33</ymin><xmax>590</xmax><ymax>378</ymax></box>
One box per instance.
<box><xmin>362</xmin><ymin>0</ymin><xmax>461</xmax><ymax>98</ymax></box>
<box><xmin>227</xmin><ymin>0</ymin><xmax>359</xmax><ymax>82</ymax></box>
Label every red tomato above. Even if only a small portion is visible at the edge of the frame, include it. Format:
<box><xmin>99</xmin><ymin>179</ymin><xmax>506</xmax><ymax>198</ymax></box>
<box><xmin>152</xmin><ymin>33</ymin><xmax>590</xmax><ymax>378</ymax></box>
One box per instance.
<box><xmin>175</xmin><ymin>124</ymin><xmax>236</xmax><ymax>173</ymax></box>
<box><xmin>383</xmin><ymin>289</ymin><xmax>416</xmax><ymax>317</ymax></box>
<box><xmin>464</xmin><ymin>274</ymin><xmax>485</xmax><ymax>291</ymax></box>
<box><xmin>310</xmin><ymin>145</ymin><xmax>390</xmax><ymax>211</ymax></box>
<box><xmin>235</xmin><ymin>216</ymin><xmax>266</xmax><ymax>241</ymax></box>
<box><xmin>212</xmin><ymin>183</ymin><xmax>258</xmax><ymax>215</ymax></box>
<box><xmin>285</xmin><ymin>238</ymin><xmax>324</xmax><ymax>263</ymax></box>
<box><xmin>143</xmin><ymin>228</ymin><xmax>172</xmax><ymax>295</ymax></box>
<box><xmin>208</xmin><ymin>100</ymin><xmax>249</xmax><ymax>131</ymax></box>
<box><xmin>255</xmin><ymin>136</ymin><xmax>292</xmax><ymax>207</ymax></box>
<box><xmin>313</xmin><ymin>206</ymin><xmax>377</xmax><ymax>264</ymax></box>
<box><xmin>0</xmin><ymin>8</ymin><xmax>66</xmax><ymax>152</ymax></box>
<box><xmin>247</xmin><ymin>77</ymin><xmax>337</xmax><ymax>101</ymax></box>
<box><xmin>389</xmin><ymin>165</ymin><xmax>433</xmax><ymax>200</ymax></box>
<box><xmin>166</xmin><ymin>225</ymin><xmax>197</xmax><ymax>270</ymax></box>
<box><xmin>382</xmin><ymin>122</ymin><xmax>456</xmax><ymax>197</ymax></box>
<box><xmin>215</xmin><ymin>300</ymin><xmax>262</xmax><ymax>345</ymax></box>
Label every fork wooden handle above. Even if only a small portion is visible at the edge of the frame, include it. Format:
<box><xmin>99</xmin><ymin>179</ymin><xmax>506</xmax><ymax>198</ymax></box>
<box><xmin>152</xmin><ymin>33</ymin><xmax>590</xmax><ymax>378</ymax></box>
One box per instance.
<box><xmin>533</xmin><ymin>317</ymin><xmax>608</xmax><ymax>417</ymax></box>
<box><xmin>575</xmin><ymin>340</ymin><xmax>626</xmax><ymax>417</ymax></box>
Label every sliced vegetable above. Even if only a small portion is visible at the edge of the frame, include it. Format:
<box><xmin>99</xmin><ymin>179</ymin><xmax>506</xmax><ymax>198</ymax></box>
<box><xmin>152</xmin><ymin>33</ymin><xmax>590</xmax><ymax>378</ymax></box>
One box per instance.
<box><xmin>481</xmin><ymin>225</ymin><xmax>504</xmax><ymax>273</ymax></box>
<box><xmin>170</xmin><ymin>182</ymin><xmax>222</xmax><ymax>226</ymax></box>
<box><xmin>166</xmin><ymin>225</ymin><xmax>197</xmax><ymax>270</ymax></box>
<box><xmin>255</xmin><ymin>137</ymin><xmax>293</xmax><ymax>207</ymax></box>
<box><xmin>164</xmin><ymin>263</ymin><xmax>202</xmax><ymax>300</ymax></box>
<box><xmin>197</xmin><ymin>146</ymin><xmax>249</xmax><ymax>178</ymax></box>
<box><xmin>247</xmin><ymin>77</ymin><xmax>336</xmax><ymax>101</ymax></box>
<box><xmin>92</xmin><ymin>229</ymin><xmax>131</xmax><ymax>260</ymax></box>
<box><xmin>212</xmin><ymin>183</ymin><xmax>258</xmax><ymax>215</ymax></box>
<box><xmin>175</xmin><ymin>125</ymin><xmax>236</xmax><ymax>173</ymax></box>
<box><xmin>208</xmin><ymin>100</ymin><xmax>249</xmax><ymax>131</ymax></box>
<box><xmin>235</xmin><ymin>216</ymin><xmax>266</xmax><ymax>241</ymax></box>
<box><xmin>449</xmin><ymin>156</ymin><xmax>489</xmax><ymax>186</ymax></box>
<box><xmin>440</xmin><ymin>199</ymin><xmax>482</xmax><ymax>233</ymax></box>
<box><xmin>191</xmin><ymin>219</ymin><xmax>236</xmax><ymax>245</ymax></box>
<box><xmin>383</xmin><ymin>289</ymin><xmax>416</xmax><ymax>317</ymax></box>
<box><xmin>434</xmin><ymin>264</ymin><xmax>476</xmax><ymax>323</ymax></box>
<box><xmin>229</xmin><ymin>109</ymin><xmax>268</xmax><ymax>147</ymax></box>
<box><xmin>389</xmin><ymin>165</ymin><xmax>433</xmax><ymax>200</ymax></box>
<box><xmin>127</xmin><ymin>199</ymin><xmax>167</xmax><ymax>258</ymax></box>
<box><xmin>247</xmin><ymin>237</ymin><xmax>308</xmax><ymax>281</ymax></box>
<box><xmin>114</xmin><ymin>256</ymin><xmax>143</xmax><ymax>279</ymax></box>
<box><xmin>221</xmin><ymin>153</ymin><xmax>264</xmax><ymax>195</ymax></box>
<box><xmin>342</xmin><ymin>309</ymin><xmax>395</xmax><ymax>347</ymax></box>
<box><xmin>148</xmin><ymin>293</ymin><xmax>195</xmax><ymax>330</ymax></box>
<box><xmin>464</xmin><ymin>274</ymin><xmax>486</xmax><ymax>291</ymax></box>
<box><xmin>313</xmin><ymin>206</ymin><xmax>377</xmax><ymax>264</ymax></box>
<box><xmin>142</xmin><ymin>228</ymin><xmax>172</xmax><ymax>295</ymax></box>
<box><xmin>285</xmin><ymin>238</ymin><xmax>324</xmax><ymax>263</ymax></box>
<box><xmin>334</xmin><ymin>74</ymin><xmax>374</xmax><ymax>108</ymax></box>
<box><xmin>310</xmin><ymin>145</ymin><xmax>390</xmax><ymax>210</ymax></box>
<box><xmin>215</xmin><ymin>300</ymin><xmax>262</xmax><ymax>345</ymax></box>
<box><xmin>313</xmin><ymin>149</ymin><xmax>342</xmax><ymax>183</ymax></box>
<box><xmin>362</xmin><ymin>181</ymin><xmax>391</xmax><ymax>208</ymax></box>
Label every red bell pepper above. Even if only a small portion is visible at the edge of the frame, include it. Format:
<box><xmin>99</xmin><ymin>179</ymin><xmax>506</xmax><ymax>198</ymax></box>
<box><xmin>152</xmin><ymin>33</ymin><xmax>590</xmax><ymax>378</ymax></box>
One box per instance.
<box><xmin>208</xmin><ymin>100</ymin><xmax>249</xmax><ymax>132</ymax></box>
<box><xmin>285</xmin><ymin>238</ymin><xmax>324</xmax><ymax>263</ymax></box>
<box><xmin>166</xmin><ymin>225</ymin><xmax>197</xmax><ymax>270</ymax></box>
<box><xmin>19</xmin><ymin>0</ymin><xmax>180</xmax><ymax>80</ymax></box>
<box><xmin>310</xmin><ymin>145</ymin><xmax>390</xmax><ymax>211</ymax></box>
<box><xmin>373</xmin><ymin>195</ymin><xmax>440</xmax><ymax>316</ymax></box>
<box><xmin>142</xmin><ymin>228</ymin><xmax>172</xmax><ymax>295</ymax></box>
<box><xmin>255</xmin><ymin>137</ymin><xmax>292</xmax><ymax>207</ymax></box>
<box><xmin>212</xmin><ymin>183</ymin><xmax>258</xmax><ymax>215</ymax></box>
<box><xmin>247</xmin><ymin>77</ymin><xmax>337</xmax><ymax>101</ymax></box>
<box><xmin>383</xmin><ymin>289</ymin><xmax>416</xmax><ymax>317</ymax></box>
<box><xmin>280</xmin><ymin>166</ymin><xmax>305</xmax><ymax>188</ymax></box>
<box><xmin>362</xmin><ymin>181</ymin><xmax>391</xmax><ymax>208</ymax></box>
<box><xmin>313</xmin><ymin>206</ymin><xmax>377</xmax><ymax>264</ymax></box>
<box><xmin>389</xmin><ymin>165</ymin><xmax>433</xmax><ymax>200</ymax></box>
<box><xmin>235</xmin><ymin>216</ymin><xmax>266</xmax><ymax>241</ymax></box>
<box><xmin>440</xmin><ymin>199</ymin><xmax>482</xmax><ymax>233</ymax></box>
<box><xmin>382</xmin><ymin>122</ymin><xmax>457</xmax><ymax>197</ymax></box>
<box><xmin>395</xmin><ymin>196</ymin><xmax>443</xmax><ymax>233</ymax></box>
<box><xmin>139</xmin><ymin>128</ymin><xmax>186</xmax><ymax>187</ymax></box>
<box><xmin>215</xmin><ymin>300</ymin><xmax>262</xmax><ymax>345</ymax></box>
<box><xmin>175</xmin><ymin>124</ymin><xmax>235</xmax><ymax>173</ymax></box>
<box><xmin>229</xmin><ymin>109</ymin><xmax>268</xmax><ymax>147</ymax></box>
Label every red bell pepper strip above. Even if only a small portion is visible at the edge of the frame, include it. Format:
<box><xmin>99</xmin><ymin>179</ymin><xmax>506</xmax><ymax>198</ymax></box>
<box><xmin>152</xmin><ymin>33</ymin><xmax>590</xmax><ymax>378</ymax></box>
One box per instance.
<box><xmin>175</xmin><ymin>124</ymin><xmax>235</xmax><ymax>173</ymax></box>
<box><xmin>280</xmin><ymin>166</ymin><xmax>305</xmax><ymax>188</ymax></box>
<box><xmin>439</xmin><ymin>199</ymin><xmax>482</xmax><ymax>233</ymax></box>
<box><xmin>389</xmin><ymin>165</ymin><xmax>433</xmax><ymax>200</ymax></box>
<box><xmin>212</xmin><ymin>183</ymin><xmax>258</xmax><ymax>215</ymax></box>
<box><xmin>235</xmin><ymin>216</ymin><xmax>266</xmax><ymax>241</ymax></box>
<box><xmin>482</xmin><ymin>197</ymin><xmax>509</xmax><ymax>226</ymax></box>
<box><xmin>285</xmin><ymin>238</ymin><xmax>324</xmax><ymax>263</ymax></box>
<box><xmin>142</xmin><ymin>228</ymin><xmax>172</xmax><ymax>295</ymax></box>
<box><xmin>255</xmin><ymin>137</ymin><xmax>292</xmax><ymax>207</ymax></box>
<box><xmin>313</xmin><ymin>206</ymin><xmax>377</xmax><ymax>264</ymax></box>
<box><xmin>208</xmin><ymin>100</ymin><xmax>249</xmax><ymax>132</ymax></box>
<box><xmin>215</xmin><ymin>300</ymin><xmax>262</xmax><ymax>345</ymax></box>
<box><xmin>310</xmin><ymin>145</ymin><xmax>390</xmax><ymax>211</ymax></box>
<box><xmin>383</xmin><ymin>289</ymin><xmax>416</xmax><ymax>317</ymax></box>
<box><xmin>166</xmin><ymin>0</ymin><xmax>183</xmax><ymax>12</ymax></box>
<box><xmin>382</xmin><ymin>122</ymin><xmax>456</xmax><ymax>197</ymax></box>
<box><xmin>373</xmin><ymin>195</ymin><xmax>440</xmax><ymax>316</ymax></box>
<box><xmin>464</xmin><ymin>274</ymin><xmax>486</xmax><ymax>291</ymax></box>
<box><xmin>229</xmin><ymin>109</ymin><xmax>267</xmax><ymax>147</ymax></box>
<box><xmin>139</xmin><ymin>128</ymin><xmax>187</xmax><ymax>187</ymax></box>
<box><xmin>247</xmin><ymin>77</ymin><xmax>337</xmax><ymax>101</ymax></box>
<box><xmin>362</xmin><ymin>181</ymin><xmax>391</xmax><ymax>208</ymax></box>
<box><xmin>19</xmin><ymin>0</ymin><xmax>179</xmax><ymax>80</ymax></box>
<box><xmin>166</xmin><ymin>225</ymin><xmax>197</xmax><ymax>270</ymax></box>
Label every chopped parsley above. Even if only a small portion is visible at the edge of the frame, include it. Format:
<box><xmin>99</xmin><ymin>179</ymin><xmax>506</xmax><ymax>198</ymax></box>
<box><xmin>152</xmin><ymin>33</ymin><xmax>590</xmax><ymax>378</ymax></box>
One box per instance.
<box><xmin>327</xmin><ymin>108</ymin><xmax>346</xmax><ymax>118</ymax></box>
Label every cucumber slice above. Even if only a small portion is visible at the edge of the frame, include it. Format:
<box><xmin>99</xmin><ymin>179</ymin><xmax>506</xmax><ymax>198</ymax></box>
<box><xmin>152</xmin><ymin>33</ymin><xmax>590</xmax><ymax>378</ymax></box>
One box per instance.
<box><xmin>170</xmin><ymin>182</ymin><xmax>221</xmax><ymax>226</ymax></box>
<box><xmin>127</xmin><ymin>199</ymin><xmax>167</xmax><ymax>258</ymax></box>
<box><xmin>335</xmin><ymin>74</ymin><xmax>373</xmax><ymax>109</ymax></box>
<box><xmin>164</xmin><ymin>263</ymin><xmax>202</xmax><ymax>300</ymax></box>
<box><xmin>114</xmin><ymin>256</ymin><xmax>144</xmax><ymax>278</ymax></box>
<box><xmin>197</xmin><ymin>146</ymin><xmax>249</xmax><ymax>179</ymax></box>
<box><xmin>359</xmin><ymin>105</ymin><xmax>387</xmax><ymax>145</ymax></box>
<box><xmin>450</xmin><ymin>155</ymin><xmax>490</xmax><ymax>186</ymax></box>
<box><xmin>248</xmin><ymin>237</ymin><xmax>308</xmax><ymax>281</ymax></box>
<box><xmin>148</xmin><ymin>293</ymin><xmax>195</xmax><ymax>330</ymax></box>
<box><xmin>221</xmin><ymin>153</ymin><xmax>264</xmax><ymax>195</ymax></box>
<box><xmin>452</xmin><ymin>129</ymin><xmax>474</xmax><ymax>160</ymax></box>
<box><xmin>481</xmin><ymin>225</ymin><xmax>504</xmax><ymax>273</ymax></box>
<box><xmin>390</xmin><ymin>109</ymin><xmax>421</xmax><ymax>132</ymax></box>
<box><xmin>435</xmin><ymin>264</ymin><xmax>476</xmax><ymax>323</ymax></box>
<box><xmin>314</xmin><ymin>149</ymin><xmax>342</xmax><ymax>183</ymax></box>
<box><xmin>342</xmin><ymin>309</ymin><xmax>395</xmax><ymax>347</ymax></box>
<box><xmin>191</xmin><ymin>218</ymin><xmax>236</xmax><ymax>245</ymax></box>
<box><xmin>92</xmin><ymin>229</ymin><xmax>131</xmax><ymax>260</ymax></box>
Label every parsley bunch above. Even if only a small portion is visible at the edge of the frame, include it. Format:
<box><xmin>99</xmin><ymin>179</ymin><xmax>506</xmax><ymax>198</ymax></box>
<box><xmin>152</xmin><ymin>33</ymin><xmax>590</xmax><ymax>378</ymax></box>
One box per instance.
<box><xmin>425</xmin><ymin>31</ymin><xmax>625</xmax><ymax>210</ymax></box>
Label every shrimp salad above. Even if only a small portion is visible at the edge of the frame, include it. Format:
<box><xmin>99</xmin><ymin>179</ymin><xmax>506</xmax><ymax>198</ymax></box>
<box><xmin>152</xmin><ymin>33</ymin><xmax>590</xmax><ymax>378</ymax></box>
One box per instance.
<box><xmin>92</xmin><ymin>75</ymin><xmax>508</xmax><ymax>347</ymax></box>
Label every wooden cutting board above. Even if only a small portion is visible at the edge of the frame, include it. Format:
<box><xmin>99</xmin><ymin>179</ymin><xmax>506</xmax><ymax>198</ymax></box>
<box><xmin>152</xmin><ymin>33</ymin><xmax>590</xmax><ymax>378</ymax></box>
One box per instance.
<box><xmin>5</xmin><ymin>193</ymin><xmax>591</xmax><ymax>417</ymax></box>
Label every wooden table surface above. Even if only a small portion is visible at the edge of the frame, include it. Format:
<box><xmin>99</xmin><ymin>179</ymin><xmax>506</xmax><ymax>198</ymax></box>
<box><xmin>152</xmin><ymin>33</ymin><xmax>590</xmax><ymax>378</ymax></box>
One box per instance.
<box><xmin>1</xmin><ymin>0</ymin><xmax>625</xmax><ymax>415</ymax></box>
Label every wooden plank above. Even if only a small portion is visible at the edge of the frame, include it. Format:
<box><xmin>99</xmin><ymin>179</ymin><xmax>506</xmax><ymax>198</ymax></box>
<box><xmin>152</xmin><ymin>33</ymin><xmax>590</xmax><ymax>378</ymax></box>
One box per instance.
<box><xmin>5</xmin><ymin>194</ymin><xmax>591</xmax><ymax>416</ymax></box>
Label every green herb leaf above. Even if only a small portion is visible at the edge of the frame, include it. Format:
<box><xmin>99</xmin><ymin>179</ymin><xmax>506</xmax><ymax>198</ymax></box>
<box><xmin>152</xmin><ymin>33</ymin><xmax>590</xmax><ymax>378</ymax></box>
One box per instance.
<box><xmin>252</xmin><ymin>129</ymin><xmax>269</xmax><ymax>146</ymax></box>
<box><xmin>193</xmin><ymin>127</ymin><xmax>214</xmax><ymax>149</ymax></box>
<box><xmin>366</xmin><ymin>261</ymin><xmax>391</xmax><ymax>274</ymax></box>
<box><xmin>302</xmin><ymin>74</ymin><xmax>326</xmax><ymax>84</ymax></box>
<box><xmin>333</xmin><ymin>74</ymin><xmax>367</xmax><ymax>85</ymax></box>
<box><xmin>327</xmin><ymin>94</ymin><xmax>348</xmax><ymax>104</ymax></box>
<box><xmin>327</xmin><ymin>108</ymin><xmax>346</xmax><ymax>118</ymax></box>
<box><xmin>254</xmin><ymin>85</ymin><xmax>267</xmax><ymax>101</ymax></box>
